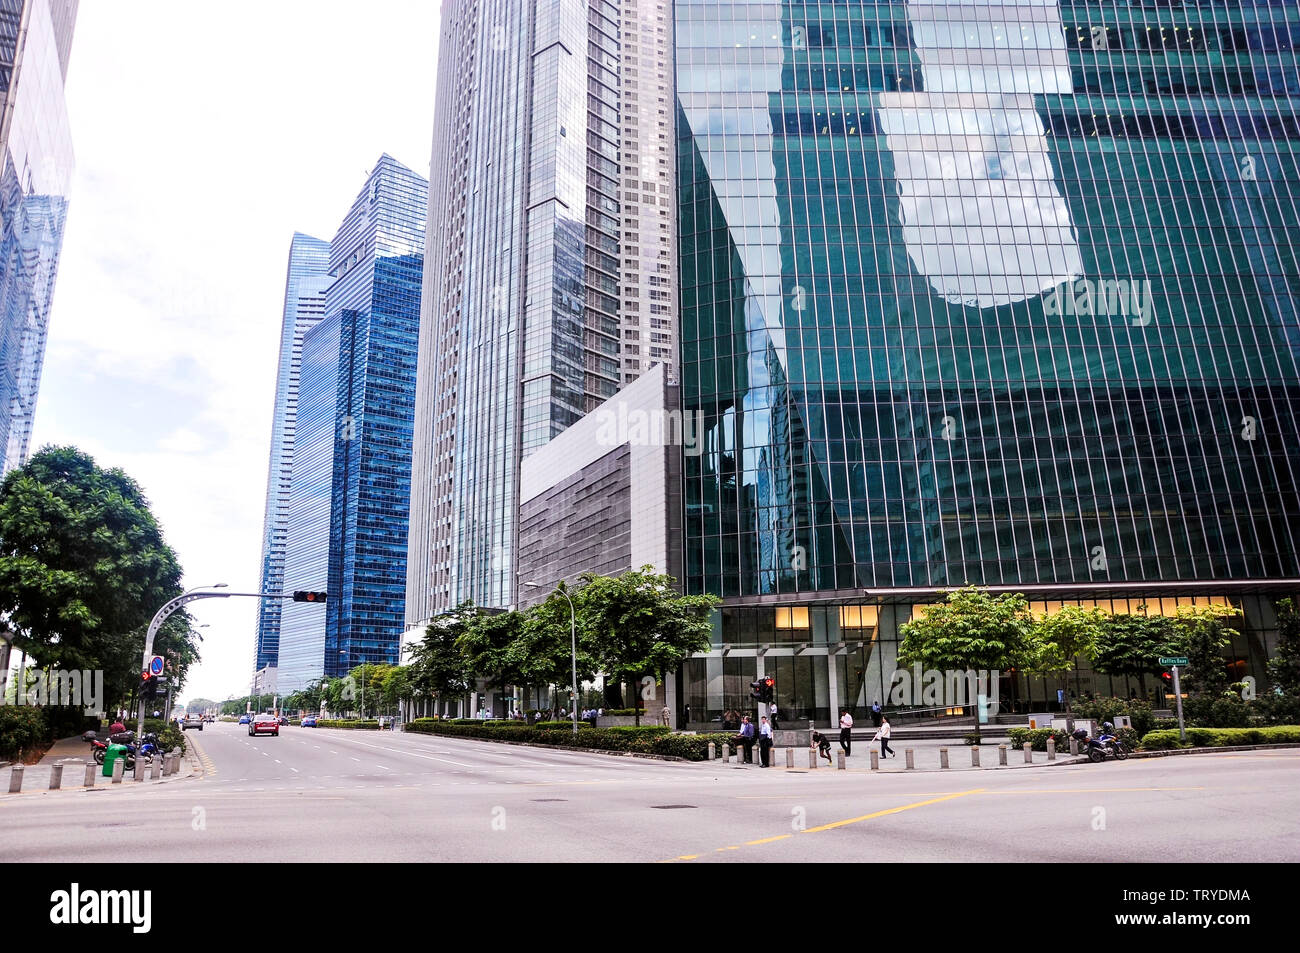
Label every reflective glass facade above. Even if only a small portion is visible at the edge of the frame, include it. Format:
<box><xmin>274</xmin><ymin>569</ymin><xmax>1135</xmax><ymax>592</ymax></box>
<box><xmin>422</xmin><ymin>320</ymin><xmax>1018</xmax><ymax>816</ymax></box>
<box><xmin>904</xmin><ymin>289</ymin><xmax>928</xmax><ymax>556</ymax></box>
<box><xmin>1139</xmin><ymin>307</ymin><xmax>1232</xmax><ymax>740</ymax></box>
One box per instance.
<box><xmin>0</xmin><ymin>0</ymin><xmax>75</xmax><ymax>475</ymax></box>
<box><xmin>678</xmin><ymin>0</ymin><xmax>1300</xmax><ymax>598</ymax></box>
<box><xmin>278</xmin><ymin>312</ymin><xmax>340</xmax><ymax>688</ymax></box>
<box><xmin>324</xmin><ymin>156</ymin><xmax>426</xmax><ymax>677</ymax></box>
<box><xmin>674</xmin><ymin>0</ymin><xmax>1300</xmax><ymax>722</ymax></box>
<box><xmin>253</xmin><ymin>232</ymin><xmax>330</xmax><ymax>672</ymax></box>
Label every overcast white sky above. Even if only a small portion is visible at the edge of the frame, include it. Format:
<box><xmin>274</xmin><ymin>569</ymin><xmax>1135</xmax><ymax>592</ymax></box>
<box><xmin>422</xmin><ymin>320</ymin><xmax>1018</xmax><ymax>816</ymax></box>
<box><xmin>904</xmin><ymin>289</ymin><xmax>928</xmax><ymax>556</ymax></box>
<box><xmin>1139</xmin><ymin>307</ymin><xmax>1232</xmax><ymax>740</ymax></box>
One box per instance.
<box><xmin>30</xmin><ymin>1</ymin><xmax>440</xmax><ymax>705</ymax></box>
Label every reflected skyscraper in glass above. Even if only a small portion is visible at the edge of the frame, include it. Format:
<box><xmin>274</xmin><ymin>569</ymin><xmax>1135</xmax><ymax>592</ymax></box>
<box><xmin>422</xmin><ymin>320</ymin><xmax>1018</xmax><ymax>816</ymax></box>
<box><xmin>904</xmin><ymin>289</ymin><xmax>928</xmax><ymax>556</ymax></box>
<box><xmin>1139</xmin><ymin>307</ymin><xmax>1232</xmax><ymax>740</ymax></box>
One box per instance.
<box><xmin>675</xmin><ymin>0</ymin><xmax>1300</xmax><ymax>722</ymax></box>
<box><xmin>0</xmin><ymin>0</ymin><xmax>77</xmax><ymax>475</ymax></box>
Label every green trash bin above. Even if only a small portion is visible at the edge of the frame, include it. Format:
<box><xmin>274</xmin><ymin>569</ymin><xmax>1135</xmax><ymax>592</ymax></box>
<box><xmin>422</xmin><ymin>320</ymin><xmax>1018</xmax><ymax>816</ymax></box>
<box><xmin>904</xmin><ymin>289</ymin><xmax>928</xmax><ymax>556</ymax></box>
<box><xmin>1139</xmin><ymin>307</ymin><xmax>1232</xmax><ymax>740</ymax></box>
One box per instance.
<box><xmin>102</xmin><ymin>743</ymin><xmax>128</xmax><ymax>778</ymax></box>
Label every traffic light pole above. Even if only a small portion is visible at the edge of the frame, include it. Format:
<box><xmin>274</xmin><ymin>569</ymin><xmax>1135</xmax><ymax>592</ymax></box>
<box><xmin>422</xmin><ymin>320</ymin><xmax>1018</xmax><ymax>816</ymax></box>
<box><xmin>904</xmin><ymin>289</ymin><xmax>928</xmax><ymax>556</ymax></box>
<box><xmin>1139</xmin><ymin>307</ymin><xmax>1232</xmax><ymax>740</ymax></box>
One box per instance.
<box><xmin>136</xmin><ymin>588</ymin><xmax>321</xmax><ymax>744</ymax></box>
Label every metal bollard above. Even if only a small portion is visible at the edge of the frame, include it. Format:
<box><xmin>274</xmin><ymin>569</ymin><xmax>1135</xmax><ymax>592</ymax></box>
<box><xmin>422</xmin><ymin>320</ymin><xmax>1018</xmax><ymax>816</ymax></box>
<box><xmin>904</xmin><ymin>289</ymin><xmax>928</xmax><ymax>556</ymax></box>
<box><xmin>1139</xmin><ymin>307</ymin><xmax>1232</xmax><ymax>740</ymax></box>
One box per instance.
<box><xmin>808</xmin><ymin>748</ymin><xmax>817</xmax><ymax>769</ymax></box>
<box><xmin>837</xmin><ymin>751</ymin><xmax>845</xmax><ymax>771</ymax></box>
<box><xmin>939</xmin><ymin>747</ymin><xmax>949</xmax><ymax>769</ymax></box>
<box><xmin>722</xmin><ymin>743</ymin><xmax>731</xmax><ymax>763</ymax></box>
<box><xmin>49</xmin><ymin>763</ymin><xmax>63</xmax><ymax>790</ymax></box>
<box><xmin>971</xmin><ymin>746</ymin><xmax>981</xmax><ymax>767</ymax></box>
<box><xmin>1069</xmin><ymin>737</ymin><xmax>1079</xmax><ymax>756</ymax></box>
<box><xmin>1023</xmin><ymin>743</ymin><xmax>1033</xmax><ymax>764</ymax></box>
<box><xmin>870</xmin><ymin>750</ymin><xmax>879</xmax><ymax>771</ymax></box>
<box><xmin>85</xmin><ymin>762</ymin><xmax>97</xmax><ymax>788</ymax></box>
<box><xmin>1047</xmin><ymin>737</ymin><xmax>1057</xmax><ymax>761</ymax></box>
<box><xmin>708</xmin><ymin>742</ymin><xmax>715</xmax><ymax>761</ymax></box>
<box><xmin>998</xmin><ymin>745</ymin><xmax>1008</xmax><ymax>766</ymax></box>
<box><xmin>134</xmin><ymin>757</ymin><xmax>145</xmax><ymax>782</ymax></box>
<box><xmin>8</xmin><ymin>765</ymin><xmax>23</xmax><ymax>793</ymax></box>
<box><xmin>111</xmin><ymin>759</ymin><xmax>124</xmax><ymax>784</ymax></box>
<box><xmin>785</xmin><ymin>748</ymin><xmax>794</xmax><ymax>768</ymax></box>
<box><xmin>151</xmin><ymin>757</ymin><xmax>161</xmax><ymax>780</ymax></box>
<box><xmin>904</xmin><ymin>748</ymin><xmax>915</xmax><ymax>770</ymax></box>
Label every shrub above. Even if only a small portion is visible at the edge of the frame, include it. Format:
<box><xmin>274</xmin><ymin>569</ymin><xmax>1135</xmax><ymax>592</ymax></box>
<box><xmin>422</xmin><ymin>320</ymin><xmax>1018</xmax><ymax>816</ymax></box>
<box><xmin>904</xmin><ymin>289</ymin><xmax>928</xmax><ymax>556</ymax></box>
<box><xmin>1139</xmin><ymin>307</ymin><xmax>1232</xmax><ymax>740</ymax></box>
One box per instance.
<box><xmin>1139</xmin><ymin>725</ymin><xmax>1300</xmax><ymax>750</ymax></box>
<box><xmin>403</xmin><ymin>719</ymin><xmax>728</xmax><ymax>760</ymax></box>
<box><xmin>0</xmin><ymin>707</ymin><xmax>48</xmax><ymax>762</ymax></box>
<box><xmin>964</xmin><ymin>732</ymin><xmax>983</xmax><ymax>746</ymax></box>
<box><xmin>1182</xmin><ymin>694</ymin><xmax>1251</xmax><ymax>728</ymax></box>
<box><xmin>1007</xmin><ymin>727</ymin><xmax>1070</xmax><ymax>751</ymax></box>
<box><xmin>318</xmin><ymin>719</ymin><xmax>380</xmax><ymax>730</ymax></box>
<box><xmin>1251</xmin><ymin>693</ymin><xmax>1300</xmax><ymax>726</ymax></box>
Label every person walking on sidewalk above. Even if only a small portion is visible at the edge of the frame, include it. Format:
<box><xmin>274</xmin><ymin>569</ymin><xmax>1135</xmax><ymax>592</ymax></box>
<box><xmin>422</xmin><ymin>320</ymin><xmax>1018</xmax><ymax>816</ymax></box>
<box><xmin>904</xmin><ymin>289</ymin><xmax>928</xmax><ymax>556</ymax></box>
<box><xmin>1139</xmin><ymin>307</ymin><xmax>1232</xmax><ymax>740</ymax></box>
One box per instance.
<box><xmin>872</xmin><ymin>715</ymin><xmax>894</xmax><ymax>758</ymax></box>
<box><xmin>769</xmin><ymin>701</ymin><xmax>780</xmax><ymax>730</ymax></box>
<box><xmin>759</xmin><ymin>716</ymin><xmax>773</xmax><ymax>767</ymax></box>
<box><xmin>810</xmin><ymin>728</ymin><xmax>834</xmax><ymax>765</ymax></box>
<box><xmin>839</xmin><ymin>708</ymin><xmax>853</xmax><ymax>756</ymax></box>
<box><xmin>739</xmin><ymin>715</ymin><xmax>755</xmax><ymax>763</ymax></box>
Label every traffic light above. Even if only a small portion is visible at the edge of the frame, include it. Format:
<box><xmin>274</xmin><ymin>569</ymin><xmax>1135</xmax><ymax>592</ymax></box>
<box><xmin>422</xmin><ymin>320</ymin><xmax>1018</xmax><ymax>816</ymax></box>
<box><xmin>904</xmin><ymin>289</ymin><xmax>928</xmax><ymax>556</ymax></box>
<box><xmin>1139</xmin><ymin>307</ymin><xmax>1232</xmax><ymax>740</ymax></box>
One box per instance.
<box><xmin>762</xmin><ymin>676</ymin><xmax>775</xmax><ymax>704</ymax></box>
<box><xmin>141</xmin><ymin>674</ymin><xmax>159</xmax><ymax>700</ymax></box>
<box><xmin>750</xmin><ymin>679</ymin><xmax>765</xmax><ymax>701</ymax></box>
<box><xmin>292</xmin><ymin>591</ymin><xmax>328</xmax><ymax>603</ymax></box>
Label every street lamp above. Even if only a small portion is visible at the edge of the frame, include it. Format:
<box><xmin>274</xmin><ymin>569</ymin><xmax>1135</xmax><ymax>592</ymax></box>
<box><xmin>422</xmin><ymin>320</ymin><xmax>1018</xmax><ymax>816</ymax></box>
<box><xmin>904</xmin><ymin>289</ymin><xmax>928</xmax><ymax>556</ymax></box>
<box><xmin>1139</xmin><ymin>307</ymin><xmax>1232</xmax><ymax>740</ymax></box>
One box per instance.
<box><xmin>340</xmin><ymin>650</ymin><xmax>364</xmax><ymax>720</ymax></box>
<box><xmin>525</xmin><ymin>580</ymin><xmax>578</xmax><ymax>737</ymax></box>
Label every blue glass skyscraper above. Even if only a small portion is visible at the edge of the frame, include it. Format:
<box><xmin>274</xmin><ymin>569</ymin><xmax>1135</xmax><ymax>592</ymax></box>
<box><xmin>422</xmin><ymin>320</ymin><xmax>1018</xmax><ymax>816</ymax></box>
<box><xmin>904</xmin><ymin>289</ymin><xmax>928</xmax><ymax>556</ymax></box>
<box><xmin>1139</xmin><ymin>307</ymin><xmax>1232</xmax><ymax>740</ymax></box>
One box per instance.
<box><xmin>675</xmin><ymin>0</ymin><xmax>1300</xmax><ymax>721</ymax></box>
<box><xmin>253</xmin><ymin>232</ymin><xmax>330</xmax><ymax>673</ymax></box>
<box><xmin>0</xmin><ymin>0</ymin><xmax>76</xmax><ymax>476</ymax></box>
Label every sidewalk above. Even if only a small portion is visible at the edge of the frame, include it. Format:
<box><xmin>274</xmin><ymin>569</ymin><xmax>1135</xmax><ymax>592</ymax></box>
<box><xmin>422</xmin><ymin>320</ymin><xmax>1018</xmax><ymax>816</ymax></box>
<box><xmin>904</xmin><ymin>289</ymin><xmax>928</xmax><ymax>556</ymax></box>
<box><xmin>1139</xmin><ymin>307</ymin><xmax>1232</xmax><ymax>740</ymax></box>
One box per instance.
<box><xmin>0</xmin><ymin>734</ymin><xmax>202</xmax><ymax>796</ymax></box>
<box><xmin>723</xmin><ymin>737</ymin><xmax>1084</xmax><ymax>773</ymax></box>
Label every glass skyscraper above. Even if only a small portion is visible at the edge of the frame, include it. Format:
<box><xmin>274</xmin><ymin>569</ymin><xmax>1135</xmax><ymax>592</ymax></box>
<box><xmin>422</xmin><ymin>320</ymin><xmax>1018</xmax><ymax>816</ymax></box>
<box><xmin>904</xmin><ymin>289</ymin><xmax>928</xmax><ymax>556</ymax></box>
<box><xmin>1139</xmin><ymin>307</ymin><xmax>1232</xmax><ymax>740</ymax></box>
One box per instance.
<box><xmin>675</xmin><ymin>0</ymin><xmax>1300</xmax><ymax>722</ymax></box>
<box><xmin>253</xmin><ymin>232</ymin><xmax>331</xmax><ymax>673</ymax></box>
<box><xmin>0</xmin><ymin>0</ymin><xmax>76</xmax><ymax>476</ymax></box>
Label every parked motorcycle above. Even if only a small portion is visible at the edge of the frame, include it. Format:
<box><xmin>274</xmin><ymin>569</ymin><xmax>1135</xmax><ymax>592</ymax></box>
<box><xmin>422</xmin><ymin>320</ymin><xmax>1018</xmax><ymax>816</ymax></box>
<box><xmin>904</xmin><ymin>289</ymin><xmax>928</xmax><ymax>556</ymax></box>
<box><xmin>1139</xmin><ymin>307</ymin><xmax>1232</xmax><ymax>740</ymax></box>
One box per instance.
<box><xmin>1097</xmin><ymin>723</ymin><xmax>1129</xmax><ymax>760</ymax></box>
<box><xmin>1071</xmin><ymin>727</ymin><xmax>1111</xmax><ymax>763</ymax></box>
<box><xmin>83</xmin><ymin>730</ymin><xmax>153</xmax><ymax>769</ymax></box>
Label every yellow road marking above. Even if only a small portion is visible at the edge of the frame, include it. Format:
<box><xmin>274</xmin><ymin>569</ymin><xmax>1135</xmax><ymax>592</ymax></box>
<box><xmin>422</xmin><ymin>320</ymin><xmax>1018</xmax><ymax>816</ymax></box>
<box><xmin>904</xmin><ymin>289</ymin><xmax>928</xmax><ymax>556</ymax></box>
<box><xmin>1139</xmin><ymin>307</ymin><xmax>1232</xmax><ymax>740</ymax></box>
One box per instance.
<box><xmin>801</xmin><ymin>789</ymin><xmax>983</xmax><ymax>833</ymax></box>
<box><xmin>744</xmin><ymin>834</ymin><xmax>792</xmax><ymax>846</ymax></box>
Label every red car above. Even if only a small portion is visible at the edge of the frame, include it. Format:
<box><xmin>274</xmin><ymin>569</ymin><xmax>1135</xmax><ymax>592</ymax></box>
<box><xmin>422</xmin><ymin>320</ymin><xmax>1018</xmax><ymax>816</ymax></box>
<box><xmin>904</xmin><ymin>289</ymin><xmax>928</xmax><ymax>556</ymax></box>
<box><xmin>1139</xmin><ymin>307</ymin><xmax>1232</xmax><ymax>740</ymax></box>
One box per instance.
<box><xmin>248</xmin><ymin>713</ymin><xmax>280</xmax><ymax>737</ymax></box>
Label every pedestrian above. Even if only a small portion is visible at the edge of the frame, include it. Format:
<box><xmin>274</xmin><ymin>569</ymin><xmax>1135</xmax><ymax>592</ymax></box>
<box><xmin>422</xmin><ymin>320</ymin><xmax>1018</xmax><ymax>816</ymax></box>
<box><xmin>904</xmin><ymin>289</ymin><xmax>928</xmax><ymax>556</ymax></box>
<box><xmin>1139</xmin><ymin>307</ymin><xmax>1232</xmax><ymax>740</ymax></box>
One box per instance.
<box><xmin>871</xmin><ymin>699</ymin><xmax>882</xmax><ymax>727</ymax></box>
<box><xmin>683</xmin><ymin>703</ymin><xmax>690</xmax><ymax>725</ymax></box>
<box><xmin>873</xmin><ymin>715</ymin><xmax>894</xmax><ymax>758</ymax></box>
<box><xmin>109</xmin><ymin>717</ymin><xmax>126</xmax><ymax>735</ymax></box>
<box><xmin>810</xmin><ymin>728</ymin><xmax>833</xmax><ymax>765</ymax></box>
<box><xmin>758</xmin><ymin>716</ymin><xmax>773</xmax><ymax>767</ymax></box>
<box><xmin>839</xmin><ymin>708</ymin><xmax>853</xmax><ymax>756</ymax></box>
<box><xmin>588</xmin><ymin>708</ymin><xmax>598</xmax><ymax>727</ymax></box>
<box><xmin>769</xmin><ymin>700</ymin><xmax>779</xmax><ymax>730</ymax></box>
<box><xmin>738</xmin><ymin>715</ymin><xmax>755</xmax><ymax>763</ymax></box>
<box><xmin>660</xmin><ymin>704</ymin><xmax>670</xmax><ymax>727</ymax></box>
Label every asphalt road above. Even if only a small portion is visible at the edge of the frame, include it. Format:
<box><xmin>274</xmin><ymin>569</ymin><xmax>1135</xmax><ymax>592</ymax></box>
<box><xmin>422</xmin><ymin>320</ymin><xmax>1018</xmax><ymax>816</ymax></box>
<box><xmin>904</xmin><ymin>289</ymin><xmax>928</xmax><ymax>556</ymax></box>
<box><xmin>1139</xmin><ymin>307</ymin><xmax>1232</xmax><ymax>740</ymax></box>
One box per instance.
<box><xmin>2</xmin><ymin>721</ymin><xmax>1297</xmax><ymax>862</ymax></box>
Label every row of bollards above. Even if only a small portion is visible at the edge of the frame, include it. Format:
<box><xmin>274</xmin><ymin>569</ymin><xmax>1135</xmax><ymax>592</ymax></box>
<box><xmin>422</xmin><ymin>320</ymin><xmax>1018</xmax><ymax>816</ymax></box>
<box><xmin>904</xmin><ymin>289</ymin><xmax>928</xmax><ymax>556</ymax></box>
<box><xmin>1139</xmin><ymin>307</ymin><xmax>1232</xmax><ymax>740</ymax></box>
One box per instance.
<box><xmin>707</xmin><ymin>738</ymin><xmax>1061</xmax><ymax>772</ymax></box>
<box><xmin>5</xmin><ymin>748</ymin><xmax>186</xmax><ymax>794</ymax></box>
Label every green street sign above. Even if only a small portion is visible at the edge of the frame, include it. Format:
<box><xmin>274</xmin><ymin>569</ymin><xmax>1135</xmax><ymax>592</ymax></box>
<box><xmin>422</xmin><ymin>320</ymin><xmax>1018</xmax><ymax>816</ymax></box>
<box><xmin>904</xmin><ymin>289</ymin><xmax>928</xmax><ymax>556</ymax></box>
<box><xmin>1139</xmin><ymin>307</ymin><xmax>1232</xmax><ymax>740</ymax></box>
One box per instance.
<box><xmin>1159</xmin><ymin>656</ymin><xmax>1189</xmax><ymax>667</ymax></box>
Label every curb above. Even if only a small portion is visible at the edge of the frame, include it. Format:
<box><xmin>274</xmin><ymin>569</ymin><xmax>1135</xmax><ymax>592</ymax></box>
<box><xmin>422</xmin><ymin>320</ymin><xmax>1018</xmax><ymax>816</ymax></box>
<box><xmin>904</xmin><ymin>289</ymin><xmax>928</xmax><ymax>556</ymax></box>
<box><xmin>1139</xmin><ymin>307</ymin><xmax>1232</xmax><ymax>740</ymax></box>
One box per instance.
<box><xmin>1129</xmin><ymin>742</ymin><xmax>1300</xmax><ymax>759</ymax></box>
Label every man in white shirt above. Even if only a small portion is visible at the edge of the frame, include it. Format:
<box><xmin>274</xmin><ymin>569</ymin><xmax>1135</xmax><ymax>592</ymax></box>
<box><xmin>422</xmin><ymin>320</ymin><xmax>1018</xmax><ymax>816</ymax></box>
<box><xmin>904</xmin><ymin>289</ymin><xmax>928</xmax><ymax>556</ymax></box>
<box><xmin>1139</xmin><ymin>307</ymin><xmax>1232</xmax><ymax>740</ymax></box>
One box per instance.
<box><xmin>839</xmin><ymin>708</ymin><xmax>854</xmax><ymax>756</ymax></box>
<box><xmin>769</xmin><ymin>701</ymin><xmax>779</xmax><ymax>729</ymax></box>
<box><xmin>758</xmin><ymin>716</ymin><xmax>774</xmax><ymax>767</ymax></box>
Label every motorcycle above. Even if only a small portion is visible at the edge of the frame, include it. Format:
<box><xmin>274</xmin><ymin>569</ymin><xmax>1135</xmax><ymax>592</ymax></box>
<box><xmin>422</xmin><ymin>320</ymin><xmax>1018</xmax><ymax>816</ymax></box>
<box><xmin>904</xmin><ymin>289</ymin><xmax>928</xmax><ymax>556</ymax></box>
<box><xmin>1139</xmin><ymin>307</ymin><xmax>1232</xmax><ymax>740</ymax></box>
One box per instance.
<box><xmin>83</xmin><ymin>730</ymin><xmax>156</xmax><ymax>769</ymax></box>
<box><xmin>1098</xmin><ymin>730</ymin><xmax>1129</xmax><ymax>761</ymax></box>
<box><xmin>1071</xmin><ymin>727</ymin><xmax>1113</xmax><ymax>763</ymax></box>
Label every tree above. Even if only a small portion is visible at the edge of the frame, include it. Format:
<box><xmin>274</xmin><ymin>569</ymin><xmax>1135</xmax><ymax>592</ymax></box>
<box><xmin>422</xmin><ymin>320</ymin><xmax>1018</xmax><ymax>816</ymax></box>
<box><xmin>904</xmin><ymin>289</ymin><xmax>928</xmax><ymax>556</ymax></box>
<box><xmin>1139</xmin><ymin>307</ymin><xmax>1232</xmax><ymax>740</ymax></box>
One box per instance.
<box><xmin>1170</xmin><ymin>604</ymin><xmax>1238</xmax><ymax>696</ymax></box>
<box><xmin>407</xmin><ymin>602</ymin><xmax>475</xmax><ymax>709</ymax></box>
<box><xmin>512</xmin><ymin>590</ymin><xmax>599</xmax><ymax>716</ymax></box>
<box><xmin>457</xmin><ymin>609</ymin><xmax>529</xmax><ymax>693</ymax></box>
<box><xmin>1267</xmin><ymin>598</ymin><xmax>1300</xmax><ymax>696</ymax></box>
<box><xmin>575</xmin><ymin>567</ymin><xmax>716</xmax><ymax>725</ymax></box>
<box><xmin>1028</xmin><ymin>604</ymin><xmax>1107</xmax><ymax>728</ymax></box>
<box><xmin>1092</xmin><ymin>610</ymin><xmax>1179</xmax><ymax>695</ymax></box>
<box><xmin>897</xmin><ymin>586</ymin><xmax>1036</xmax><ymax>739</ymax></box>
<box><xmin>0</xmin><ymin>447</ymin><xmax>187</xmax><ymax>710</ymax></box>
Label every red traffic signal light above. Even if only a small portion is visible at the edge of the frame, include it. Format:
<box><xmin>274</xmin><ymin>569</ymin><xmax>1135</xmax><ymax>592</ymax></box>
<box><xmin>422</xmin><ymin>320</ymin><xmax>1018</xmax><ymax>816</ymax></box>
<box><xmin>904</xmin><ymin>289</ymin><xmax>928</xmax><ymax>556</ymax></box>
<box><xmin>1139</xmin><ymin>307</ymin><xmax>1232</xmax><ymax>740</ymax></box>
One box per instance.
<box><xmin>763</xmin><ymin>677</ymin><xmax>774</xmax><ymax>688</ymax></box>
<box><xmin>292</xmin><ymin>591</ymin><xmax>328</xmax><ymax>603</ymax></box>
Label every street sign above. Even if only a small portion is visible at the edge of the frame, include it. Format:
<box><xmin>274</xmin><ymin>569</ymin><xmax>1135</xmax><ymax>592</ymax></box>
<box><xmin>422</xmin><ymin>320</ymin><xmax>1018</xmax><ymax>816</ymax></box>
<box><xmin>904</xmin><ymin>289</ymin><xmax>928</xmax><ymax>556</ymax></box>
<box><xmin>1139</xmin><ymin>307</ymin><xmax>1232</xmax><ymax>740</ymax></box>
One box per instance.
<box><xmin>148</xmin><ymin>655</ymin><xmax>165</xmax><ymax>676</ymax></box>
<box><xmin>1159</xmin><ymin>656</ymin><xmax>1189</xmax><ymax>666</ymax></box>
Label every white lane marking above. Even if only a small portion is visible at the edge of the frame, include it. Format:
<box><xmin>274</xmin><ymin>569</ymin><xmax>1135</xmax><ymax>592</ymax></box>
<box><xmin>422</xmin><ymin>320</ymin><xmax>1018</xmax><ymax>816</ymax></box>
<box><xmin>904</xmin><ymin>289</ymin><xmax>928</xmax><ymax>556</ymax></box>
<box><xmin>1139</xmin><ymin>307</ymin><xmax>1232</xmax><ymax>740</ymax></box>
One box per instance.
<box><xmin>376</xmin><ymin>764</ymin><xmax>391</xmax><ymax>771</ymax></box>
<box><xmin>351</xmin><ymin>757</ymin><xmax>361</xmax><ymax>762</ymax></box>
<box><xmin>290</xmin><ymin>767</ymin><xmax>300</xmax><ymax>773</ymax></box>
<box><xmin>274</xmin><ymin>760</ymin><xmax>282</xmax><ymax>764</ymax></box>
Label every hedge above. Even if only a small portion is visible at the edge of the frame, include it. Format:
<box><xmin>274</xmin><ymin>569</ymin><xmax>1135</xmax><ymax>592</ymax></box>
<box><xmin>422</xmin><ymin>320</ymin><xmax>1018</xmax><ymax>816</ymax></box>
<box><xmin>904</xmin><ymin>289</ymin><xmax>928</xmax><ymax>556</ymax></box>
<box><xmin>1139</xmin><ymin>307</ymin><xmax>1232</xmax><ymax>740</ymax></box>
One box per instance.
<box><xmin>318</xmin><ymin>719</ymin><xmax>381</xmax><ymax>730</ymax></box>
<box><xmin>0</xmin><ymin>707</ymin><xmax>49</xmax><ymax>762</ymax></box>
<box><xmin>403</xmin><ymin>718</ymin><xmax>730</xmax><ymax>760</ymax></box>
<box><xmin>1007</xmin><ymin>727</ymin><xmax>1071</xmax><ymax>752</ymax></box>
<box><xmin>1139</xmin><ymin>725</ymin><xmax>1300</xmax><ymax>750</ymax></box>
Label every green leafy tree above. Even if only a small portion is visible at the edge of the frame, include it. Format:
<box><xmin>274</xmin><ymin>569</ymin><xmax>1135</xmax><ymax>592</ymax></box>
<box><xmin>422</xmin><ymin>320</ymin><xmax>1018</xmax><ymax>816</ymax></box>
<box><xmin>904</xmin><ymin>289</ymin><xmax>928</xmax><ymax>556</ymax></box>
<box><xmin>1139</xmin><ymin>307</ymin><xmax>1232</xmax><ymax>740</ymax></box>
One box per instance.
<box><xmin>407</xmin><ymin>602</ymin><xmax>475</xmax><ymax>708</ymax></box>
<box><xmin>1170</xmin><ymin>604</ymin><xmax>1238</xmax><ymax>696</ymax></box>
<box><xmin>1092</xmin><ymin>610</ymin><xmax>1180</xmax><ymax>695</ymax></box>
<box><xmin>379</xmin><ymin>665</ymin><xmax>411</xmax><ymax>714</ymax></box>
<box><xmin>575</xmin><ymin>567</ymin><xmax>716</xmax><ymax>725</ymax></box>
<box><xmin>0</xmin><ymin>447</ymin><xmax>187</xmax><ymax>710</ymax></box>
<box><xmin>1266</xmin><ymin>598</ymin><xmax>1300</xmax><ymax>697</ymax></box>
<box><xmin>1028</xmin><ymin>604</ymin><xmax>1108</xmax><ymax>727</ymax></box>
<box><xmin>897</xmin><ymin>586</ymin><xmax>1036</xmax><ymax>739</ymax></box>
<box><xmin>512</xmin><ymin>591</ymin><xmax>599</xmax><ymax>715</ymax></box>
<box><xmin>458</xmin><ymin>609</ymin><xmax>529</xmax><ymax>693</ymax></box>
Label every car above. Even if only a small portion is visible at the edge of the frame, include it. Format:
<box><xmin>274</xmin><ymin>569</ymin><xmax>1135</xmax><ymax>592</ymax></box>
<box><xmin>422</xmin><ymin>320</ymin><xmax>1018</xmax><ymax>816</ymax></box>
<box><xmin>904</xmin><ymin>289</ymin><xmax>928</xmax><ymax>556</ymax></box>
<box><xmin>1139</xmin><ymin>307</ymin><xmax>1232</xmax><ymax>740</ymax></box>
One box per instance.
<box><xmin>182</xmin><ymin>714</ymin><xmax>203</xmax><ymax>731</ymax></box>
<box><xmin>238</xmin><ymin>714</ymin><xmax>250</xmax><ymax>725</ymax></box>
<box><xmin>301</xmin><ymin>716</ymin><xmax>317</xmax><ymax>728</ymax></box>
<box><xmin>248</xmin><ymin>713</ymin><xmax>279</xmax><ymax>737</ymax></box>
